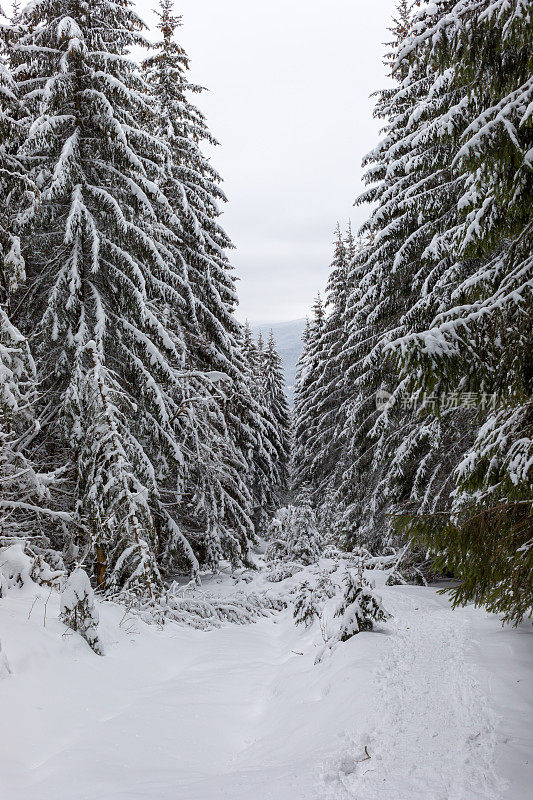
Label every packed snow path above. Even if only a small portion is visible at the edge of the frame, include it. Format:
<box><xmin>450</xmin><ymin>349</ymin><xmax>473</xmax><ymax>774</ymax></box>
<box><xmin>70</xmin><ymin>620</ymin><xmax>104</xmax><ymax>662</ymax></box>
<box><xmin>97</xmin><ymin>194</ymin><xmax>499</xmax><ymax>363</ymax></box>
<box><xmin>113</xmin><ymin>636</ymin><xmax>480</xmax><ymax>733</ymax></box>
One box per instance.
<box><xmin>323</xmin><ymin>593</ymin><xmax>512</xmax><ymax>800</ymax></box>
<box><xmin>0</xmin><ymin>578</ymin><xmax>531</xmax><ymax>800</ymax></box>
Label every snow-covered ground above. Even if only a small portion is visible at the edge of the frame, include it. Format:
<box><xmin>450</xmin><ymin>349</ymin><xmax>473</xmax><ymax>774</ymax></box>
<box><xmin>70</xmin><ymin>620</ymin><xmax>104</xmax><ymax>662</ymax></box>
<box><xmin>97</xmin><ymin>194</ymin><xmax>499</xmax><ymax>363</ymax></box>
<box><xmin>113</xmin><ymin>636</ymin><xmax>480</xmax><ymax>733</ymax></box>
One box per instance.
<box><xmin>1</xmin><ymin>565</ymin><xmax>531</xmax><ymax>800</ymax></box>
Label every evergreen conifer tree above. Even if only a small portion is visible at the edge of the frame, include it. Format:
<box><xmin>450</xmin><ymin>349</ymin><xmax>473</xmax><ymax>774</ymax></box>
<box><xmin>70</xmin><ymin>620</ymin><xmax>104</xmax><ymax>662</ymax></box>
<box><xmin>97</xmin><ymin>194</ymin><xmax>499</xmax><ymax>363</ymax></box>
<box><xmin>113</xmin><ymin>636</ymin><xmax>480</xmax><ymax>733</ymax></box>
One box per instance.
<box><xmin>240</xmin><ymin>323</ymin><xmax>290</xmax><ymax>527</ymax></box>
<box><xmin>0</xmin><ymin>46</ymin><xmax>61</xmax><ymax>543</ymax></box>
<box><xmin>60</xmin><ymin>567</ymin><xmax>103</xmax><ymax>654</ymax></box>
<box><xmin>9</xmin><ymin>0</ymin><xmax>218</xmax><ymax>592</ymax></box>
<box><xmin>328</xmin><ymin>0</ymin><xmax>474</xmax><ymax>553</ymax></box>
<box><xmin>387</xmin><ymin>0</ymin><xmax>533</xmax><ymax>623</ymax></box>
<box><xmin>263</xmin><ymin>330</ymin><xmax>291</xmax><ymax>489</ymax></box>
<box><xmin>292</xmin><ymin>295</ymin><xmax>326</xmax><ymax>493</ymax></box>
<box><xmin>333</xmin><ymin>570</ymin><xmax>390</xmax><ymax>639</ymax></box>
<box><xmin>309</xmin><ymin>225</ymin><xmax>352</xmax><ymax>501</ymax></box>
<box><xmin>241</xmin><ymin>321</ymin><xmax>260</xmax><ymax>377</ymax></box>
<box><xmin>311</xmin><ymin>0</ymin><xmax>531</xmax><ymax>619</ymax></box>
<box><xmin>293</xmin><ymin>580</ymin><xmax>319</xmax><ymax>627</ymax></box>
<box><xmin>144</xmin><ymin>2</ymin><xmax>285</xmax><ymax>558</ymax></box>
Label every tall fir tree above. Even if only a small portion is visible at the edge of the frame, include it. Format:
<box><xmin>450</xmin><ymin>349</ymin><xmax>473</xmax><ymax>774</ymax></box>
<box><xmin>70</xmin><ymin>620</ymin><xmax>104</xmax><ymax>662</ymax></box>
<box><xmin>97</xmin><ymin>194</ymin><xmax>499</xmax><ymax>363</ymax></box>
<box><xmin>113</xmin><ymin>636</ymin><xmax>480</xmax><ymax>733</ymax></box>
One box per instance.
<box><xmin>0</xmin><ymin>15</ymin><xmax>33</xmax><ymax>305</ymax></box>
<box><xmin>241</xmin><ymin>321</ymin><xmax>260</xmax><ymax>378</ymax></box>
<box><xmin>240</xmin><ymin>322</ymin><xmax>290</xmax><ymax>525</ymax></box>
<box><xmin>301</xmin><ymin>0</ymin><xmax>531</xmax><ymax>619</ymax></box>
<box><xmin>292</xmin><ymin>225</ymin><xmax>355</xmax><ymax>523</ymax></box>
<box><xmin>263</xmin><ymin>330</ymin><xmax>291</xmax><ymax>492</ymax></box>
<box><xmin>324</xmin><ymin>0</ymin><xmax>476</xmax><ymax>553</ymax></box>
<box><xmin>9</xmin><ymin>0</ymin><xmax>258</xmax><ymax>593</ymax></box>
<box><xmin>387</xmin><ymin>0</ymin><xmax>533</xmax><ymax>622</ymax></box>
<box><xmin>292</xmin><ymin>295</ymin><xmax>326</xmax><ymax>495</ymax></box>
<box><xmin>311</xmin><ymin>225</ymin><xmax>352</xmax><ymax>497</ymax></box>
<box><xmin>0</xmin><ymin>45</ymin><xmax>63</xmax><ymax>543</ymax></box>
<box><xmin>143</xmin><ymin>1</ymin><xmax>291</xmax><ymax>559</ymax></box>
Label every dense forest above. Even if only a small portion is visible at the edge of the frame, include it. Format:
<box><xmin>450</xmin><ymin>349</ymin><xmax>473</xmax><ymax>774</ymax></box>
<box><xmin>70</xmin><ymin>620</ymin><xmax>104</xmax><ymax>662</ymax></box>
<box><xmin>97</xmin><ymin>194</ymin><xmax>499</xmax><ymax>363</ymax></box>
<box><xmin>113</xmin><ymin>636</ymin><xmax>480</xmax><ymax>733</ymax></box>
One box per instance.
<box><xmin>0</xmin><ymin>0</ymin><xmax>291</xmax><ymax>598</ymax></box>
<box><xmin>0</xmin><ymin>1</ymin><xmax>531</xmax><ymax>797</ymax></box>
<box><xmin>0</xmin><ymin>1</ymin><xmax>531</xmax><ymax>626</ymax></box>
<box><xmin>292</xmin><ymin>0</ymin><xmax>532</xmax><ymax>624</ymax></box>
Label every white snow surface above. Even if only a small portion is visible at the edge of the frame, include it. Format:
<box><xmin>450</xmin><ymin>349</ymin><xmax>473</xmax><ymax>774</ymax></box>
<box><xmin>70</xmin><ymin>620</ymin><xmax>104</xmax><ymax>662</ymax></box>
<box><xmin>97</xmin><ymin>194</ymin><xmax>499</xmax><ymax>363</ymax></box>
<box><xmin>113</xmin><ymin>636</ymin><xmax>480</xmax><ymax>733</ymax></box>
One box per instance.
<box><xmin>0</xmin><ymin>562</ymin><xmax>531</xmax><ymax>800</ymax></box>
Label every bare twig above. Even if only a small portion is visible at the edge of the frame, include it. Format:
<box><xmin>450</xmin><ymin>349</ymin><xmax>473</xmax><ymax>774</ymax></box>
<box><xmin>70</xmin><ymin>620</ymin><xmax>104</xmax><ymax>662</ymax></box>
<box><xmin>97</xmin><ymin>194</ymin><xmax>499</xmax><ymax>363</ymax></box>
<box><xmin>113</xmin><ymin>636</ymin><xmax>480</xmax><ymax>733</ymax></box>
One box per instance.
<box><xmin>43</xmin><ymin>585</ymin><xmax>53</xmax><ymax>627</ymax></box>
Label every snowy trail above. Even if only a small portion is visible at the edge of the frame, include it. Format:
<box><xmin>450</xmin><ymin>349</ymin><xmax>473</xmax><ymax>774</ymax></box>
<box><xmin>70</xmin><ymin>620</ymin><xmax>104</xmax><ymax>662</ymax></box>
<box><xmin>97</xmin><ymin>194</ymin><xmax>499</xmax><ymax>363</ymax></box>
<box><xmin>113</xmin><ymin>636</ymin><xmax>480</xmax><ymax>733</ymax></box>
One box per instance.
<box><xmin>0</xmin><ymin>580</ymin><xmax>531</xmax><ymax>800</ymax></box>
<box><xmin>324</xmin><ymin>593</ymin><xmax>505</xmax><ymax>800</ymax></box>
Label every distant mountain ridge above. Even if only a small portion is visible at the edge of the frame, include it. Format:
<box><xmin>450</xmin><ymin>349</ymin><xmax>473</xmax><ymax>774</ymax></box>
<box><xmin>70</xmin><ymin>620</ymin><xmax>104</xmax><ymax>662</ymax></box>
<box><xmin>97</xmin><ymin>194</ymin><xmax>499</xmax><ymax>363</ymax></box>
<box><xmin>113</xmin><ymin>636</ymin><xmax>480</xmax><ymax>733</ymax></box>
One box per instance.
<box><xmin>249</xmin><ymin>319</ymin><xmax>306</xmax><ymax>406</ymax></box>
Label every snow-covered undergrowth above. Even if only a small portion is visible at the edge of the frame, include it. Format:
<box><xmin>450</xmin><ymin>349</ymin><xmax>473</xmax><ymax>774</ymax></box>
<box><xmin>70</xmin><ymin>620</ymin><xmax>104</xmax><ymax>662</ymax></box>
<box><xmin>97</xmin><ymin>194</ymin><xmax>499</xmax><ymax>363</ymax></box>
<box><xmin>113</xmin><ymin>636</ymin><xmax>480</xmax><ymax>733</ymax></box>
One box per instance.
<box><xmin>0</xmin><ymin>545</ymin><xmax>531</xmax><ymax>800</ymax></box>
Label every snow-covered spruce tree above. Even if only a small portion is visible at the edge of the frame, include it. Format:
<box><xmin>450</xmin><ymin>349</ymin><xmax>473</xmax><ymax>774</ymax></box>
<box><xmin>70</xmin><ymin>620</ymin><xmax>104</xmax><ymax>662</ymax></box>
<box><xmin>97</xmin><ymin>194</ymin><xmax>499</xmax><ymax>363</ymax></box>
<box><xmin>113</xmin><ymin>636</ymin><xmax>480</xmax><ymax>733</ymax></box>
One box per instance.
<box><xmin>256</xmin><ymin>330</ymin><xmax>265</xmax><ymax>364</ymax></box>
<box><xmin>239</xmin><ymin>324</ymin><xmax>288</xmax><ymax>529</ymax></box>
<box><xmin>0</xmin><ymin>306</ymin><xmax>58</xmax><ymax>543</ymax></box>
<box><xmin>333</xmin><ymin>569</ymin><xmax>390</xmax><ymax>640</ymax></box>
<box><xmin>315</xmin><ymin>567</ymin><xmax>391</xmax><ymax>662</ymax></box>
<box><xmin>329</xmin><ymin>0</ymin><xmax>476</xmax><ymax>555</ymax></box>
<box><xmin>60</xmin><ymin>567</ymin><xmax>103</xmax><ymax>654</ymax></box>
<box><xmin>241</xmin><ymin>321</ymin><xmax>259</xmax><ymax>378</ymax></box>
<box><xmin>387</xmin><ymin>0</ymin><xmax>533</xmax><ymax>624</ymax></box>
<box><xmin>262</xmin><ymin>331</ymin><xmax>291</xmax><ymax>492</ymax></box>
<box><xmin>240</xmin><ymin>323</ymin><xmax>269</xmax><ymax>527</ymax></box>
<box><xmin>0</xmin><ymin>45</ymin><xmax>65</xmax><ymax>547</ymax></box>
<box><xmin>144</xmin><ymin>2</ymin><xmax>281</xmax><ymax>556</ymax></box>
<box><xmin>315</xmin><ymin>223</ymin><xmax>360</xmax><ymax>537</ymax></box>
<box><xmin>0</xmin><ymin>37</ymin><xmax>27</xmax><ymax>303</ymax></box>
<box><xmin>254</xmin><ymin>332</ymin><xmax>289</xmax><ymax>519</ymax></box>
<box><xmin>10</xmin><ymin>0</ymin><xmax>215</xmax><ymax>594</ymax></box>
<box><xmin>292</xmin><ymin>296</ymin><xmax>327</xmax><ymax>494</ymax></box>
<box><xmin>293</xmin><ymin>580</ymin><xmax>319</xmax><ymax>628</ymax></box>
<box><xmin>266</xmin><ymin>504</ymin><xmax>322</xmax><ymax>566</ymax></box>
<box><xmin>0</xmin><ymin>48</ymin><xmax>32</xmax><ymax>531</ymax></box>
<box><xmin>298</xmin><ymin>224</ymin><xmax>354</xmax><ymax>522</ymax></box>
<box><xmin>286</xmin><ymin>502</ymin><xmax>322</xmax><ymax>565</ymax></box>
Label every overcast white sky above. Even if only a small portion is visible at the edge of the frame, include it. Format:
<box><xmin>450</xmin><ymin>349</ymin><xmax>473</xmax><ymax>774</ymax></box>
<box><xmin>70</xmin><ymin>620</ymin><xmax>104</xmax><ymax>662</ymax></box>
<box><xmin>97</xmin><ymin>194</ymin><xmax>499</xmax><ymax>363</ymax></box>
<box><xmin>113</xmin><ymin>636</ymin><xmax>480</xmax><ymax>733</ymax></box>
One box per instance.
<box><xmin>136</xmin><ymin>0</ymin><xmax>398</xmax><ymax>321</ymax></box>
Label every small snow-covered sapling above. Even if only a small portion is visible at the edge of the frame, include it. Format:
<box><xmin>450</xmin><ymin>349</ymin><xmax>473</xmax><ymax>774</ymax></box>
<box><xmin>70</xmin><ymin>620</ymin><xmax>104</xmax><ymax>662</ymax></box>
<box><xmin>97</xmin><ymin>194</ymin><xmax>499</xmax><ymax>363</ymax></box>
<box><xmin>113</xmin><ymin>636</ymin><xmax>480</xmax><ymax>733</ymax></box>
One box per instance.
<box><xmin>334</xmin><ymin>570</ymin><xmax>391</xmax><ymax>641</ymax></box>
<box><xmin>293</xmin><ymin>581</ymin><xmax>319</xmax><ymax>627</ymax></box>
<box><xmin>60</xmin><ymin>568</ymin><xmax>103</xmax><ymax>655</ymax></box>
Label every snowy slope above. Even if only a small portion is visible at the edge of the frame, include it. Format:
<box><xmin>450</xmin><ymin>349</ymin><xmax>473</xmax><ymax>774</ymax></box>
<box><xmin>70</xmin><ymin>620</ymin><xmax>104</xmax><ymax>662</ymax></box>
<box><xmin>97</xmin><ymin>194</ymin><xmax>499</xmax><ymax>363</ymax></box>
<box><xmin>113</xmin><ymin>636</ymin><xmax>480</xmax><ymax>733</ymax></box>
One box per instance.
<box><xmin>250</xmin><ymin>319</ymin><xmax>306</xmax><ymax>406</ymax></box>
<box><xmin>0</xmin><ymin>567</ymin><xmax>531</xmax><ymax>800</ymax></box>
